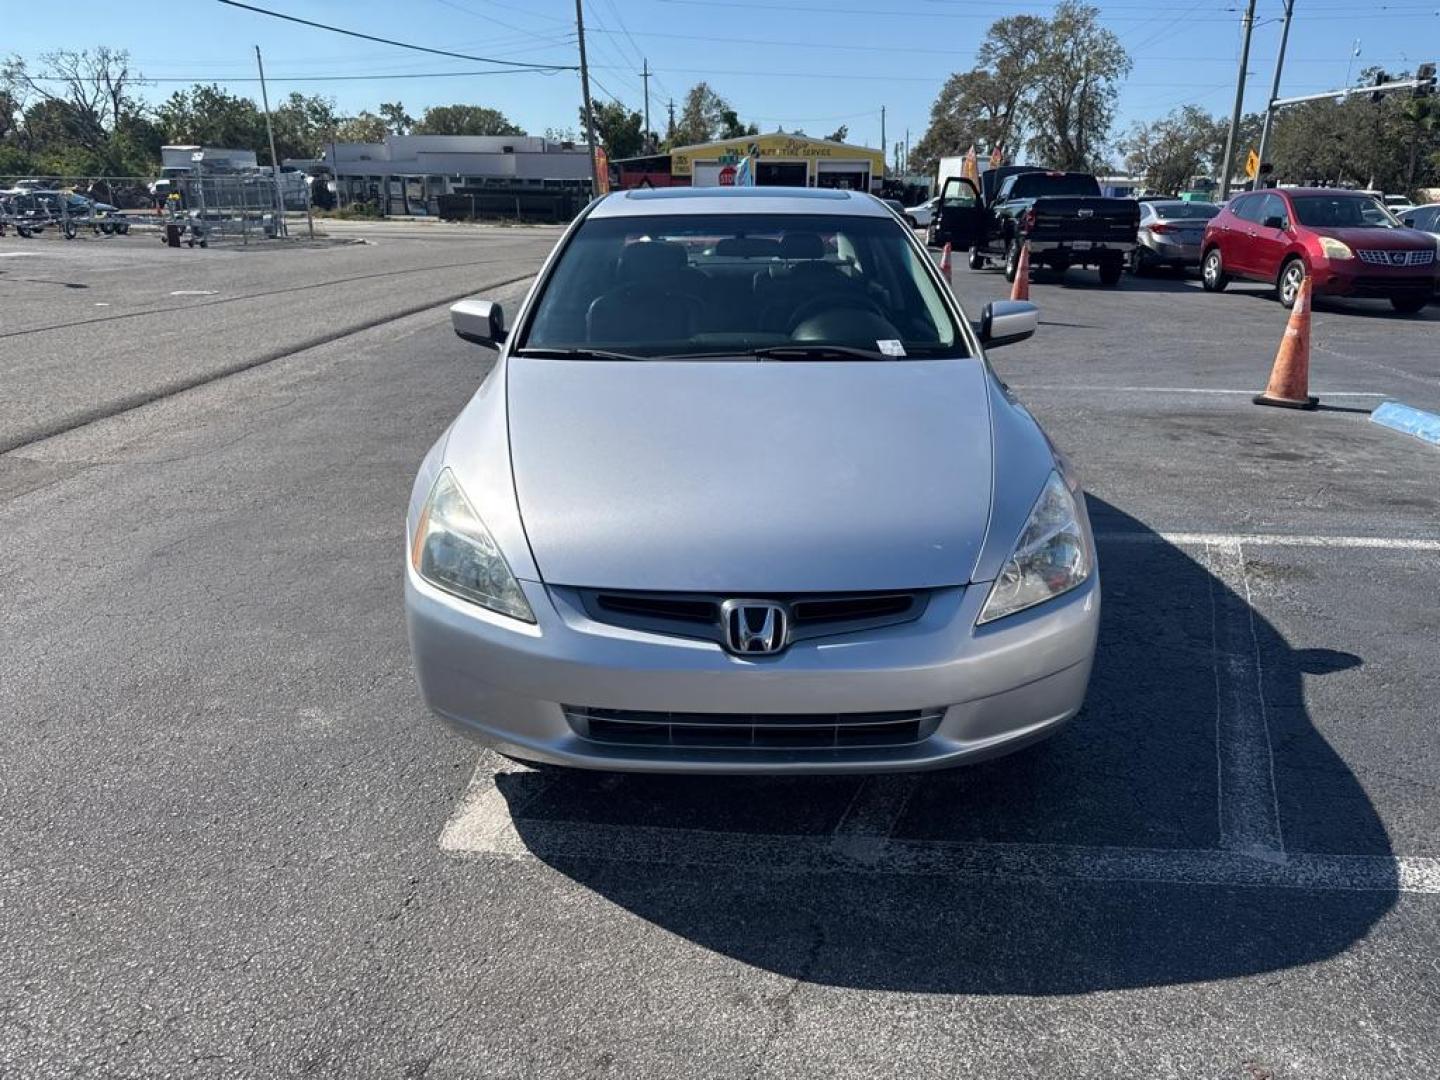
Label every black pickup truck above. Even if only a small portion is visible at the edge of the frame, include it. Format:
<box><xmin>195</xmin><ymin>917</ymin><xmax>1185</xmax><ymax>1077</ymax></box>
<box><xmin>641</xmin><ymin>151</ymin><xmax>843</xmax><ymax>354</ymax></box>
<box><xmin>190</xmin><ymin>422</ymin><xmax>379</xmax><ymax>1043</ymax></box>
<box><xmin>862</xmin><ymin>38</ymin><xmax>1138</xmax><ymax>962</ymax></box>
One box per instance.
<box><xmin>929</xmin><ymin>167</ymin><xmax>1139</xmax><ymax>286</ymax></box>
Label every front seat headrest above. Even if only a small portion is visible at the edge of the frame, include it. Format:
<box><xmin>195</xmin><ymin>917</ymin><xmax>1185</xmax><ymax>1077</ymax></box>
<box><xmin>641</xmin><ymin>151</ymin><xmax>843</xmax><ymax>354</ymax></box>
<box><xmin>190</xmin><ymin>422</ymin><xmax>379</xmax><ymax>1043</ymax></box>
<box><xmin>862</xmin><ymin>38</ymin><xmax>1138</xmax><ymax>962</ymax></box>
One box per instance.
<box><xmin>779</xmin><ymin>232</ymin><xmax>826</xmax><ymax>260</ymax></box>
<box><xmin>617</xmin><ymin>240</ymin><xmax>689</xmax><ymax>280</ymax></box>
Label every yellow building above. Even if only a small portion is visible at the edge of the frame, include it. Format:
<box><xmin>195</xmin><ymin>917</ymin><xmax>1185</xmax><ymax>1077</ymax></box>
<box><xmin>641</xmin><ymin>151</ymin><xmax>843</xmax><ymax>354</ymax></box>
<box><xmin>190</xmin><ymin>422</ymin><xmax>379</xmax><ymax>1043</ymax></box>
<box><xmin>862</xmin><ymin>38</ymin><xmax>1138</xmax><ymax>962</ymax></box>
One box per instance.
<box><xmin>669</xmin><ymin>134</ymin><xmax>885</xmax><ymax>191</ymax></box>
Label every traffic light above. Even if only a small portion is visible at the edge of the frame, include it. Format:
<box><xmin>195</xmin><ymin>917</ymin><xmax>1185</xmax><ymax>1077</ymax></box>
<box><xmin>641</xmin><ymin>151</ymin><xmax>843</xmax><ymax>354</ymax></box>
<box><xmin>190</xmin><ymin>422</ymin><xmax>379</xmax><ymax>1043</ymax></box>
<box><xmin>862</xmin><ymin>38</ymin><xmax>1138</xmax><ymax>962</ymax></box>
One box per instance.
<box><xmin>1417</xmin><ymin>63</ymin><xmax>1436</xmax><ymax>98</ymax></box>
<box><xmin>1370</xmin><ymin>70</ymin><xmax>1390</xmax><ymax>104</ymax></box>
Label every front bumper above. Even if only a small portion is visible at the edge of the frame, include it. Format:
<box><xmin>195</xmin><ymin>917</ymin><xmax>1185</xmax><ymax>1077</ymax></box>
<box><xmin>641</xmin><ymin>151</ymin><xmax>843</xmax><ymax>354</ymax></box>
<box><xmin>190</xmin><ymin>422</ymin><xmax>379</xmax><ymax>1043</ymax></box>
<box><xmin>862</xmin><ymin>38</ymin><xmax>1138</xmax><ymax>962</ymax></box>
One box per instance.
<box><xmin>406</xmin><ymin>568</ymin><xmax>1100</xmax><ymax>774</ymax></box>
<box><xmin>1308</xmin><ymin>256</ymin><xmax>1439</xmax><ymax>298</ymax></box>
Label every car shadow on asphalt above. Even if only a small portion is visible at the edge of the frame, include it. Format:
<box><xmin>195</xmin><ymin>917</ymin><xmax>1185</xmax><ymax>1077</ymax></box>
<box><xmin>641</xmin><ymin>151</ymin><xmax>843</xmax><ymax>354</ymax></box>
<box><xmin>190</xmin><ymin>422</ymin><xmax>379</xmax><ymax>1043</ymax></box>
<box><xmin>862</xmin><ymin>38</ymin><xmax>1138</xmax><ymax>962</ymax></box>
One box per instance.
<box><xmin>1229</xmin><ymin>288</ymin><xmax>1440</xmax><ymax>321</ymax></box>
<box><xmin>495</xmin><ymin>497</ymin><xmax>1393</xmax><ymax>994</ymax></box>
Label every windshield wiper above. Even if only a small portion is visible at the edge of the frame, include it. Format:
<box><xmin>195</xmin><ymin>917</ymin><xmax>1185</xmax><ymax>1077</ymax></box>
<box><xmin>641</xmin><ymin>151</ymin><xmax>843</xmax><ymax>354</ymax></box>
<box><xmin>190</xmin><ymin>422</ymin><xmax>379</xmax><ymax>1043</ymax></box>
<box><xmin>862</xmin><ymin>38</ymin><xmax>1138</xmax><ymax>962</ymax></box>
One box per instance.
<box><xmin>514</xmin><ymin>347</ymin><xmax>650</xmax><ymax>362</ymax></box>
<box><xmin>744</xmin><ymin>344</ymin><xmax>891</xmax><ymax>361</ymax></box>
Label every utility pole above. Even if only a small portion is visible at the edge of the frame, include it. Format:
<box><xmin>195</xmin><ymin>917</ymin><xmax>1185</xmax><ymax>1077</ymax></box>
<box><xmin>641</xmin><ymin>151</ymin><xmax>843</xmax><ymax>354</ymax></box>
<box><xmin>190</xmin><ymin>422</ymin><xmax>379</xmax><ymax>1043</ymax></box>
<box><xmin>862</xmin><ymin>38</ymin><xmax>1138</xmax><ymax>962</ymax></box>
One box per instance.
<box><xmin>254</xmin><ymin>46</ymin><xmax>287</xmax><ymax>236</ymax></box>
<box><xmin>574</xmin><ymin>0</ymin><xmax>600</xmax><ymax>196</ymax></box>
<box><xmin>1219</xmin><ymin>0</ymin><xmax>1258</xmax><ymax>200</ymax></box>
<box><xmin>666</xmin><ymin>98</ymin><xmax>676</xmax><ymax>143</ymax></box>
<box><xmin>904</xmin><ymin>128</ymin><xmax>909</xmax><ymax>174</ymax></box>
<box><xmin>879</xmin><ymin>105</ymin><xmax>886</xmax><ymax>179</ymax></box>
<box><xmin>1254</xmin><ymin>0</ymin><xmax>1295</xmax><ymax>187</ymax></box>
<box><xmin>640</xmin><ymin>58</ymin><xmax>652</xmax><ymax>151</ymax></box>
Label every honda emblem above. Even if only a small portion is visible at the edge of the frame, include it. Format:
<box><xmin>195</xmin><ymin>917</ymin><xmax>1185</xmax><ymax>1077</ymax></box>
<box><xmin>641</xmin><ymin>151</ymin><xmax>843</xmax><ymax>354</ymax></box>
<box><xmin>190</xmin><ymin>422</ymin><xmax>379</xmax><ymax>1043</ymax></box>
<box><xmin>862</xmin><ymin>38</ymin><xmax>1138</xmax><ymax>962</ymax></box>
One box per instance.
<box><xmin>719</xmin><ymin>600</ymin><xmax>789</xmax><ymax>656</ymax></box>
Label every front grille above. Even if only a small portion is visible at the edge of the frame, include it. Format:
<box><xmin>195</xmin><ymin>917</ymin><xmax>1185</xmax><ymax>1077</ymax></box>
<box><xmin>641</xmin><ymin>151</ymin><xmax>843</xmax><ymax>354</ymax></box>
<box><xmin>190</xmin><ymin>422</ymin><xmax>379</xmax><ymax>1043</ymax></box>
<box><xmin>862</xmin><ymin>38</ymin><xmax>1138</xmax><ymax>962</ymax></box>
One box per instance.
<box><xmin>565</xmin><ymin>706</ymin><xmax>944</xmax><ymax>750</ymax></box>
<box><xmin>1356</xmin><ymin>248</ymin><xmax>1434</xmax><ymax>267</ymax></box>
<box><xmin>578</xmin><ymin>588</ymin><xmax>929</xmax><ymax>651</ymax></box>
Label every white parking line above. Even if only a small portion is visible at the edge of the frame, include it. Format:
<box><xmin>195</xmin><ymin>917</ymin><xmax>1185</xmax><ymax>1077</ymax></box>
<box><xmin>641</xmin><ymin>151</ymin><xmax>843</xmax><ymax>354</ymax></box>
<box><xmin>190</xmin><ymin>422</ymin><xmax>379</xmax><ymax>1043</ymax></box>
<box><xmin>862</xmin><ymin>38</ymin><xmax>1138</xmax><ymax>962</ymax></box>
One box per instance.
<box><xmin>440</xmin><ymin>769</ymin><xmax>1440</xmax><ymax>894</ymax></box>
<box><xmin>1098</xmin><ymin>531</ymin><xmax>1440</xmax><ymax>552</ymax></box>
<box><xmin>169</xmin><ymin>289</ymin><xmax>218</xmax><ymax>296</ymax></box>
<box><xmin>438</xmin><ymin>754</ymin><xmax>552</xmax><ymax>857</ymax></box>
<box><xmin>831</xmin><ymin>775</ymin><xmax>918</xmax><ymax>865</ymax></box>
<box><xmin>1202</xmin><ymin>540</ymin><xmax>1284</xmax><ymax>856</ymax></box>
<box><xmin>1012</xmin><ymin>384</ymin><xmax>1386</xmax><ymax>397</ymax></box>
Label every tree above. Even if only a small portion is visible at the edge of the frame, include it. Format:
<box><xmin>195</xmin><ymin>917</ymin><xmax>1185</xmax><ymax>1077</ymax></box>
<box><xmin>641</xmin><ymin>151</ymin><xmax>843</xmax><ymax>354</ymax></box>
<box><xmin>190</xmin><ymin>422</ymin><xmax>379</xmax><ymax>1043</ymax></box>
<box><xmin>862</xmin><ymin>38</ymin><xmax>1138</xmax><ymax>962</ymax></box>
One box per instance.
<box><xmin>670</xmin><ymin>83</ymin><xmax>753</xmax><ymax>146</ymax></box>
<box><xmin>1118</xmin><ymin>105</ymin><xmax>1224</xmax><ymax>193</ymax></box>
<box><xmin>413</xmin><ymin>104</ymin><xmax>523</xmax><ymax>136</ymax></box>
<box><xmin>909</xmin><ymin>14</ymin><xmax>1045</xmax><ymax>175</ymax></box>
<box><xmin>2</xmin><ymin>48</ymin><xmax>142</xmax><ymax>156</ymax></box>
<box><xmin>824</xmin><ymin>125</ymin><xmax>849</xmax><ymax>143</ymax></box>
<box><xmin>378</xmin><ymin>101</ymin><xmax>413</xmax><ymax>136</ymax></box>
<box><xmin>269</xmin><ymin>91</ymin><xmax>338</xmax><ymax>160</ymax></box>
<box><xmin>1024</xmin><ymin>1</ymin><xmax>1130</xmax><ymax>171</ymax></box>
<box><xmin>333</xmin><ymin>112</ymin><xmax>389</xmax><ymax>144</ymax></box>
<box><xmin>156</xmin><ymin>84</ymin><xmax>265</xmax><ymax>151</ymax></box>
<box><xmin>582</xmin><ymin>99</ymin><xmax>645</xmax><ymax>159</ymax></box>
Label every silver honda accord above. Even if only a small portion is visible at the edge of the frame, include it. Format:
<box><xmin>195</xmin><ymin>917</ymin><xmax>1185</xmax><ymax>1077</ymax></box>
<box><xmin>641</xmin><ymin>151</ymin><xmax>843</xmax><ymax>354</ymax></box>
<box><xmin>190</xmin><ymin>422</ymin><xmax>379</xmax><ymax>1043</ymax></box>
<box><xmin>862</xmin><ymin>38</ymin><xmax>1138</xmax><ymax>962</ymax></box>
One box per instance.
<box><xmin>405</xmin><ymin>187</ymin><xmax>1099</xmax><ymax>773</ymax></box>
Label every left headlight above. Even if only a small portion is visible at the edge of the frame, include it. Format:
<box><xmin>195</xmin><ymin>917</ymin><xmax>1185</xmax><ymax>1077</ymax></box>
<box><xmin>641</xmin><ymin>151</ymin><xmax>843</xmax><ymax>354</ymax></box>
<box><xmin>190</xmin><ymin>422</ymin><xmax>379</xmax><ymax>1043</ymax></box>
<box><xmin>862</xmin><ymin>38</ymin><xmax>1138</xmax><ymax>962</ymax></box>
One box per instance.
<box><xmin>410</xmin><ymin>468</ymin><xmax>535</xmax><ymax>623</ymax></box>
<box><xmin>977</xmin><ymin>471</ymin><xmax>1091</xmax><ymax>625</ymax></box>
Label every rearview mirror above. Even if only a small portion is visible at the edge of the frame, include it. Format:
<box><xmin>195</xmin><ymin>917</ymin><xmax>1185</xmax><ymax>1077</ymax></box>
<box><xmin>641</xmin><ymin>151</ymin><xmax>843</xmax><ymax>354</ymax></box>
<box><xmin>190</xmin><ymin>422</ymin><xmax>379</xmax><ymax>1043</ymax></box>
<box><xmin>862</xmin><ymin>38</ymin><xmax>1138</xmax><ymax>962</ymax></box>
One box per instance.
<box><xmin>1263</xmin><ymin>215</ymin><xmax>1287</xmax><ymax>230</ymax></box>
<box><xmin>451</xmin><ymin>298</ymin><xmax>506</xmax><ymax>347</ymax></box>
<box><xmin>977</xmin><ymin>300</ymin><xmax>1038</xmax><ymax>348</ymax></box>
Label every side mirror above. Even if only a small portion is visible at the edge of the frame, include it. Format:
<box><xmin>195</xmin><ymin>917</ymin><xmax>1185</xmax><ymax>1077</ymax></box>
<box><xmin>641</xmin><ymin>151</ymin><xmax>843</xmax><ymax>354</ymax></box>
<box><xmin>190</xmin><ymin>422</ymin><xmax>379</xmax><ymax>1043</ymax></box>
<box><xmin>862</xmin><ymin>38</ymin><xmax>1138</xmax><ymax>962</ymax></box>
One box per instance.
<box><xmin>1403</xmin><ymin>216</ymin><xmax>1416</xmax><ymax>227</ymax></box>
<box><xmin>451</xmin><ymin>298</ymin><xmax>506</xmax><ymax>347</ymax></box>
<box><xmin>1262</xmin><ymin>215</ymin><xmax>1287</xmax><ymax>230</ymax></box>
<box><xmin>977</xmin><ymin>300</ymin><xmax>1038</xmax><ymax>349</ymax></box>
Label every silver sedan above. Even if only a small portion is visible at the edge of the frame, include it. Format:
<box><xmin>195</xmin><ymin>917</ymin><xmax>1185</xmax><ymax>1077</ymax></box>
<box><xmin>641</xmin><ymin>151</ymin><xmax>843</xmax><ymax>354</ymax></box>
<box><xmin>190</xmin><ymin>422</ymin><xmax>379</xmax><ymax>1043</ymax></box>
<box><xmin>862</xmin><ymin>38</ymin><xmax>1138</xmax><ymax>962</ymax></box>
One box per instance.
<box><xmin>1131</xmin><ymin>199</ymin><xmax>1220</xmax><ymax>274</ymax></box>
<box><xmin>406</xmin><ymin>188</ymin><xmax>1099</xmax><ymax>773</ymax></box>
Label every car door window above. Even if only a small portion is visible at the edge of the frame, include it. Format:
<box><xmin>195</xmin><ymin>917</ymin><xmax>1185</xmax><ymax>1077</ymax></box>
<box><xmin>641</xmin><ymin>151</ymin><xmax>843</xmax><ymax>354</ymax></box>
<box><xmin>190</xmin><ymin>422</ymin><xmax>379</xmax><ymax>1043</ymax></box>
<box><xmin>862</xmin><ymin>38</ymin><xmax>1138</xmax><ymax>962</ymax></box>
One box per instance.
<box><xmin>941</xmin><ymin>178</ymin><xmax>976</xmax><ymax>208</ymax></box>
<box><xmin>1230</xmin><ymin>196</ymin><xmax>1262</xmax><ymax>224</ymax></box>
<box><xmin>1257</xmin><ymin>194</ymin><xmax>1288</xmax><ymax>229</ymax></box>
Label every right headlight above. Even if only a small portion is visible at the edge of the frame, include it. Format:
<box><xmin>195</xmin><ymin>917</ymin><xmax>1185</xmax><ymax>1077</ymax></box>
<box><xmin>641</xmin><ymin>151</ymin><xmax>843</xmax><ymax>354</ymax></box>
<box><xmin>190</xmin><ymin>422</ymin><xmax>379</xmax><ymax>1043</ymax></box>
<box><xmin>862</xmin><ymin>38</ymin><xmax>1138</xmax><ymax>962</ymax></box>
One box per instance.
<box><xmin>1319</xmin><ymin>237</ymin><xmax>1354</xmax><ymax>260</ymax></box>
<box><xmin>977</xmin><ymin>471</ymin><xmax>1091</xmax><ymax>625</ymax></box>
<box><xmin>410</xmin><ymin>468</ymin><xmax>535</xmax><ymax>623</ymax></box>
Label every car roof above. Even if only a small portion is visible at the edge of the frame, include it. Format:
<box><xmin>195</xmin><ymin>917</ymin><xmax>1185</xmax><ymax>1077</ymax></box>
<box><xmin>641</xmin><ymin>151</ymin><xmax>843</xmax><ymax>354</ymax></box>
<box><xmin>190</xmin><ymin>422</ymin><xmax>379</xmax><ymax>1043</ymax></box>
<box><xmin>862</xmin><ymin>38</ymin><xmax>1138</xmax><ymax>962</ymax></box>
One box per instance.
<box><xmin>589</xmin><ymin>186</ymin><xmax>891</xmax><ymax>219</ymax></box>
<box><xmin>1266</xmin><ymin>187</ymin><xmax>1381</xmax><ymax>199</ymax></box>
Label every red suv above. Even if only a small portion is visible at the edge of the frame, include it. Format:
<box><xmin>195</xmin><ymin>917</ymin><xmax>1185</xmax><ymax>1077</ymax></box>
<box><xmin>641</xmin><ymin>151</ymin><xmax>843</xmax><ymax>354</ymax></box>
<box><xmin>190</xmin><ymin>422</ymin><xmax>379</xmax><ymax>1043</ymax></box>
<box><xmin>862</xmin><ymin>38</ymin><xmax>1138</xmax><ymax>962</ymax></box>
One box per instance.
<box><xmin>1201</xmin><ymin>188</ymin><xmax>1438</xmax><ymax>314</ymax></box>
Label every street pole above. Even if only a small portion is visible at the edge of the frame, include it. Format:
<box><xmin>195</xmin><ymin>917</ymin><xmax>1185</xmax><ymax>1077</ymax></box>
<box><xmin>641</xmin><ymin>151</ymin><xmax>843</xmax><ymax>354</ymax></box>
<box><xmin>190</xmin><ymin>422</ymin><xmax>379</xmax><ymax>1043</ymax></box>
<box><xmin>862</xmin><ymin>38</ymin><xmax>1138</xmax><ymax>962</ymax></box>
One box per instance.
<box><xmin>574</xmin><ymin>0</ymin><xmax>600</xmax><ymax>198</ymax></box>
<box><xmin>1255</xmin><ymin>0</ymin><xmax>1295</xmax><ymax>186</ymax></box>
<box><xmin>879</xmin><ymin>105</ymin><xmax>886</xmax><ymax>181</ymax></box>
<box><xmin>1219</xmin><ymin>0</ymin><xmax>1258</xmax><ymax>201</ymax></box>
<box><xmin>255</xmin><ymin>45</ymin><xmax>287</xmax><ymax>236</ymax></box>
<box><xmin>640</xmin><ymin>58</ymin><xmax>652</xmax><ymax>151</ymax></box>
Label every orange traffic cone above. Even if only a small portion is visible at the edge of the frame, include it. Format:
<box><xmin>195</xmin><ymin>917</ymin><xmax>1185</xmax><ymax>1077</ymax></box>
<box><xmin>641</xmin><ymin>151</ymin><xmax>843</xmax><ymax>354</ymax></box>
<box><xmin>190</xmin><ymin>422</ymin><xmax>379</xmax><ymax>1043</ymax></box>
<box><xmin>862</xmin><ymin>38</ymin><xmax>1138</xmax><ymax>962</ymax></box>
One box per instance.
<box><xmin>939</xmin><ymin>242</ymin><xmax>953</xmax><ymax>283</ymax></box>
<box><xmin>1254</xmin><ymin>276</ymin><xmax>1318</xmax><ymax>410</ymax></box>
<box><xmin>1009</xmin><ymin>241</ymin><xmax>1031</xmax><ymax>302</ymax></box>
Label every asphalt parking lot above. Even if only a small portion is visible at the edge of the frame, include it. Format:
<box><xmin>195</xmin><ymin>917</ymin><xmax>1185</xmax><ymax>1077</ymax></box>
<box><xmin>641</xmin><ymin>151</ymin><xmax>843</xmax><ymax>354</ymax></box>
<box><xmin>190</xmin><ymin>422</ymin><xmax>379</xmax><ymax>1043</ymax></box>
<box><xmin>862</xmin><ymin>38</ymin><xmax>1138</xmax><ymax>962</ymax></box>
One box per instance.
<box><xmin>3</xmin><ymin>225</ymin><xmax>1439</xmax><ymax>1078</ymax></box>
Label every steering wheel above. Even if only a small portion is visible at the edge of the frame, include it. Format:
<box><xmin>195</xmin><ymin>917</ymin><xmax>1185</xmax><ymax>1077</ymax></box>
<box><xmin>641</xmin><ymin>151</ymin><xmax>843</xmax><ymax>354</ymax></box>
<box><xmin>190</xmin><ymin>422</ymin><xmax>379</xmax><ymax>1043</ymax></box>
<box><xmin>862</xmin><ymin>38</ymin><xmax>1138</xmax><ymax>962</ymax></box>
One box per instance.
<box><xmin>785</xmin><ymin>293</ymin><xmax>888</xmax><ymax>335</ymax></box>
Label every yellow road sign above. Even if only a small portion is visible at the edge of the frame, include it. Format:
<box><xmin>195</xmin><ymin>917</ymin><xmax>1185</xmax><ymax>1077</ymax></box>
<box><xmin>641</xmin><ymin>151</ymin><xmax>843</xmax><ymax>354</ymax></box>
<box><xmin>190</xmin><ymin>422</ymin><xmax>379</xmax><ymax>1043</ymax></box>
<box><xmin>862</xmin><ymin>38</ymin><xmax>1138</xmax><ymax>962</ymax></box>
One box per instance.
<box><xmin>1245</xmin><ymin>148</ymin><xmax>1260</xmax><ymax>180</ymax></box>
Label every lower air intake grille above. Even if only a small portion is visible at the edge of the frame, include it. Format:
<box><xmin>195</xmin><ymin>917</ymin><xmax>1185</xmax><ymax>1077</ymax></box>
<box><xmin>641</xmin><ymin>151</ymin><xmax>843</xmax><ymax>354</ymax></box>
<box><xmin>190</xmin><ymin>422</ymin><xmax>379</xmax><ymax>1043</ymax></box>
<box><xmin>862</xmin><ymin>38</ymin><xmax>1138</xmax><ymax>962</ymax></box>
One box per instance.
<box><xmin>564</xmin><ymin>706</ymin><xmax>943</xmax><ymax>750</ymax></box>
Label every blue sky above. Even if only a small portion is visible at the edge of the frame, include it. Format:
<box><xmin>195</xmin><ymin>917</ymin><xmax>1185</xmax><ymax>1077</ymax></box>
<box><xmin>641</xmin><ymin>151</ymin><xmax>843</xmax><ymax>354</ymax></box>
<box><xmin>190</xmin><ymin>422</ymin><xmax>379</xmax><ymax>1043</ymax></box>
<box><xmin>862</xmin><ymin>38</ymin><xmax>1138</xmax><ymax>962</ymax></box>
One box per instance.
<box><xmin>7</xmin><ymin>0</ymin><xmax>1436</xmax><ymax>159</ymax></box>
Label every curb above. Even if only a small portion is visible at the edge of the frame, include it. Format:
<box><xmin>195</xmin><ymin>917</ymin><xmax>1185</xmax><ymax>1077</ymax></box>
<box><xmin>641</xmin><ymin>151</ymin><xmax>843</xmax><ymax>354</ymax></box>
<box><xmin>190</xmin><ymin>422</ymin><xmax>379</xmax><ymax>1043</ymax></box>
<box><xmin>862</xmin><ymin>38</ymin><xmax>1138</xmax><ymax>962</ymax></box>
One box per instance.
<box><xmin>1370</xmin><ymin>401</ymin><xmax>1440</xmax><ymax>448</ymax></box>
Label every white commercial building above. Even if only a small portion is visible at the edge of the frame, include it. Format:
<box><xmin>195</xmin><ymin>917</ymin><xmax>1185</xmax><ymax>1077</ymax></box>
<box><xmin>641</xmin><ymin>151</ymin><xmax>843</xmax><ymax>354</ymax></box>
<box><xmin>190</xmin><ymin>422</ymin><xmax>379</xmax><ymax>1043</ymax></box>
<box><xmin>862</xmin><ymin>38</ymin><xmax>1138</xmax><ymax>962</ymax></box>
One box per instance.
<box><xmin>322</xmin><ymin>134</ymin><xmax>593</xmax><ymax>215</ymax></box>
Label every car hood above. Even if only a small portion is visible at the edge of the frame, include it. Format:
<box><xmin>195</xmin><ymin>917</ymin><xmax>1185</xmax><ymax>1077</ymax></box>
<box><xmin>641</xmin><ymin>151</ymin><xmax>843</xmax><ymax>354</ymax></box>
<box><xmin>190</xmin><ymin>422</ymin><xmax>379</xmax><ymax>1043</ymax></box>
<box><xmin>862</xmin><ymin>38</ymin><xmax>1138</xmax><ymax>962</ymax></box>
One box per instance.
<box><xmin>1314</xmin><ymin>226</ymin><xmax>1434</xmax><ymax>249</ymax></box>
<box><xmin>505</xmin><ymin>356</ymin><xmax>995</xmax><ymax>592</ymax></box>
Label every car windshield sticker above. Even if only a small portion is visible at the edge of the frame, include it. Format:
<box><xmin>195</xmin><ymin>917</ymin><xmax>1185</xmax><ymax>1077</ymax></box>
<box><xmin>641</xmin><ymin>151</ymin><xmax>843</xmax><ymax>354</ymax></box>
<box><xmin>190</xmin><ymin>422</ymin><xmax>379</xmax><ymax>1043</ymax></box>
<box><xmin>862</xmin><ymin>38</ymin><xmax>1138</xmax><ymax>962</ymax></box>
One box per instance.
<box><xmin>877</xmin><ymin>339</ymin><xmax>906</xmax><ymax>357</ymax></box>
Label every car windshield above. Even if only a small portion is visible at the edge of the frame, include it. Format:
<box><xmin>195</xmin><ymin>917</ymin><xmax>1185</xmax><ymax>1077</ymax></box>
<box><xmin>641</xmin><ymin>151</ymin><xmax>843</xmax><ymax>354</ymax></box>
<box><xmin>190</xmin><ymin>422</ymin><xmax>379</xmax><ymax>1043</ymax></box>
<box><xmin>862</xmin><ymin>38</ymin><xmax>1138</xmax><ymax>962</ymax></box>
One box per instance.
<box><xmin>1008</xmin><ymin>174</ymin><xmax>1101</xmax><ymax>199</ymax></box>
<box><xmin>1290</xmin><ymin>195</ymin><xmax>1400</xmax><ymax>229</ymax></box>
<box><xmin>1152</xmin><ymin>202</ymin><xmax>1219</xmax><ymax>220</ymax></box>
<box><xmin>520</xmin><ymin>212</ymin><xmax>964</xmax><ymax>359</ymax></box>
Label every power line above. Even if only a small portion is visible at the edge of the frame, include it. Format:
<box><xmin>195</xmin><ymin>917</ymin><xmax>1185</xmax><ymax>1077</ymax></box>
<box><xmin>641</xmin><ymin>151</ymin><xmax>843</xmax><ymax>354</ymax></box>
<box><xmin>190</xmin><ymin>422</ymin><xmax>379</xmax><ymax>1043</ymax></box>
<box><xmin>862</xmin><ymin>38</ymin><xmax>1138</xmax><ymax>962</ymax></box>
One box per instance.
<box><xmin>656</xmin><ymin>0</ymin><xmax>1421</xmax><ymax>21</ymax></box>
<box><xmin>213</xmin><ymin>0</ymin><xmax>578</xmax><ymax>71</ymax></box>
<box><xmin>28</xmin><ymin>69</ymin><xmax>569</xmax><ymax>84</ymax></box>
